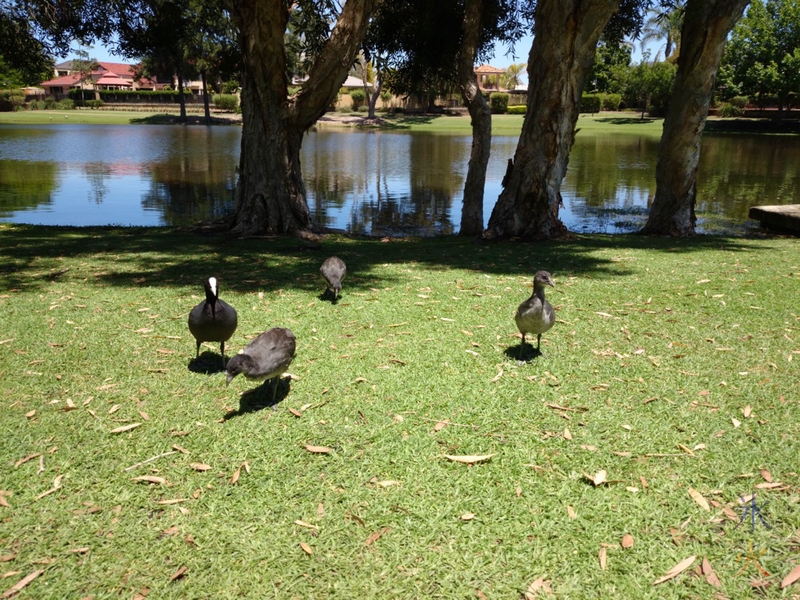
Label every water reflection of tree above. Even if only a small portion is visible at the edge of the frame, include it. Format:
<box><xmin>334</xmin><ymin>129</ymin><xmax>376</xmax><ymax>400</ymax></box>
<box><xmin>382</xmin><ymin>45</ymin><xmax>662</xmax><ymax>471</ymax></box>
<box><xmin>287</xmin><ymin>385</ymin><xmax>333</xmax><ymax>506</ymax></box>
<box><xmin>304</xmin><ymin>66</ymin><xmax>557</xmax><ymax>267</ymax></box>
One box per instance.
<box><xmin>84</xmin><ymin>162</ymin><xmax>111</xmax><ymax>204</ymax></box>
<box><xmin>305</xmin><ymin>132</ymin><xmax>465</xmax><ymax>235</ymax></box>
<box><xmin>0</xmin><ymin>160</ymin><xmax>57</xmax><ymax>216</ymax></box>
<box><xmin>696</xmin><ymin>135</ymin><xmax>800</xmax><ymax>220</ymax></box>
<box><xmin>140</xmin><ymin>128</ymin><xmax>238</xmax><ymax>226</ymax></box>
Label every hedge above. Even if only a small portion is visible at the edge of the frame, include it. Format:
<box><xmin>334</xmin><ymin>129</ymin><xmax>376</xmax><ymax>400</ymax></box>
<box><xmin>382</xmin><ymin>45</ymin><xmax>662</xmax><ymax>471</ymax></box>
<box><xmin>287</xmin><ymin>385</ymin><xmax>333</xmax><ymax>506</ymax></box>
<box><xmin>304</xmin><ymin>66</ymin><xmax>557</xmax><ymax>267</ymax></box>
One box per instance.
<box><xmin>580</xmin><ymin>93</ymin><xmax>602</xmax><ymax>114</ymax></box>
<box><xmin>507</xmin><ymin>105</ymin><xmax>526</xmax><ymax>115</ymax></box>
<box><xmin>489</xmin><ymin>92</ymin><xmax>509</xmax><ymax>114</ymax></box>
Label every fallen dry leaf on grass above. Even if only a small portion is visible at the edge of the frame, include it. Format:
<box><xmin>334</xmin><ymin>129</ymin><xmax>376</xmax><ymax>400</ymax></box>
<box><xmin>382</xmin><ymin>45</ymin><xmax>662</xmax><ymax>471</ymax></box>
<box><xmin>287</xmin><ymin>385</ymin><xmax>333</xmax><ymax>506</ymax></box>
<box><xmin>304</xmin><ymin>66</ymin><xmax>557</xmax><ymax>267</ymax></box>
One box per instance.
<box><xmin>376</xmin><ymin>480</ymin><xmax>401</xmax><ymax>488</ymax></box>
<box><xmin>702</xmin><ymin>557</ymin><xmax>722</xmax><ymax>588</ymax></box>
<box><xmin>599</xmin><ymin>547</ymin><xmax>607</xmax><ymax>570</ymax></box>
<box><xmin>567</xmin><ymin>506</ymin><xmax>577</xmax><ymax>519</ymax></box>
<box><xmin>169</xmin><ymin>566</ymin><xmax>188</xmax><ymax>582</ymax></box>
<box><xmin>460</xmin><ymin>512</ymin><xmax>475</xmax><ymax>521</ymax></box>
<box><xmin>304</xmin><ymin>445</ymin><xmax>332</xmax><ymax>454</ymax></box>
<box><xmin>110</xmin><ymin>423</ymin><xmax>141</xmax><ymax>434</ymax></box>
<box><xmin>294</xmin><ymin>520</ymin><xmax>319</xmax><ymax>530</ymax></box>
<box><xmin>189</xmin><ymin>463</ymin><xmax>211</xmax><ymax>472</ymax></box>
<box><xmin>563</xmin><ymin>427</ymin><xmax>572</xmax><ymax>440</ymax></box>
<box><xmin>365</xmin><ymin>527</ymin><xmax>390</xmax><ymax>546</ymax></box>
<box><xmin>524</xmin><ymin>577</ymin><xmax>552</xmax><ymax>598</ymax></box>
<box><xmin>622</xmin><ymin>534</ymin><xmax>634</xmax><ymax>549</ymax></box>
<box><xmin>300</xmin><ymin>542</ymin><xmax>313</xmax><ymax>556</ymax></box>
<box><xmin>35</xmin><ymin>474</ymin><xmax>63</xmax><ymax>500</ymax></box>
<box><xmin>688</xmin><ymin>488</ymin><xmax>710</xmax><ymax>511</ymax></box>
<box><xmin>653</xmin><ymin>555</ymin><xmax>696</xmax><ymax>585</ymax></box>
<box><xmin>585</xmin><ymin>470</ymin><xmax>607</xmax><ymax>486</ymax></box>
<box><xmin>0</xmin><ymin>493</ymin><xmax>10</xmax><ymax>509</ymax></box>
<box><xmin>433</xmin><ymin>419</ymin><xmax>450</xmax><ymax>432</ymax></box>
<box><xmin>2</xmin><ymin>569</ymin><xmax>44</xmax><ymax>598</ymax></box>
<box><xmin>14</xmin><ymin>453</ymin><xmax>41</xmax><ymax>468</ymax></box>
<box><xmin>132</xmin><ymin>475</ymin><xmax>166</xmax><ymax>485</ymax></box>
<box><xmin>443</xmin><ymin>454</ymin><xmax>495</xmax><ymax>465</ymax></box>
<box><xmin>781</xmin><ymin>564</ymin><xmax>800</xmax><ymax>589</ymax></box>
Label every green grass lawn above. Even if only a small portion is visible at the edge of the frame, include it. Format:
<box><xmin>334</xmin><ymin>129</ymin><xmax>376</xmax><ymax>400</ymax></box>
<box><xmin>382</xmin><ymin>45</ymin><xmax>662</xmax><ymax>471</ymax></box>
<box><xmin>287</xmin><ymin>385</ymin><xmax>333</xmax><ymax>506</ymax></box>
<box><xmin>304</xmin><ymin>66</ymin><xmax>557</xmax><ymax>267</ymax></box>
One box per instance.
<box><xmin>1</xmin><ymin>224</ymin><xmax>798</xmax><ymax>598</ymax></box>
<box><xmin>0</xmin><ymin>108</ymin><xmax>665</xmax><ymax>137</ymax></box>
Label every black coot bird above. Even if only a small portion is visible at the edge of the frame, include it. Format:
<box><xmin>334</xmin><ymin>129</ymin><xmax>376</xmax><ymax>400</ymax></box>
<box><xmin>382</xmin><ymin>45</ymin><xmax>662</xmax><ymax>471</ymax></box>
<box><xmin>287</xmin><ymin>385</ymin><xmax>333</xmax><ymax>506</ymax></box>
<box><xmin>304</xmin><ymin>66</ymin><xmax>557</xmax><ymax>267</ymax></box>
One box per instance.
<box><xmin>225</xmin><ymin>328</ymin><xmax>296</xmax><ymax>400</ymax></box>
<box><xmin>514</xmin><ymin>270</ymin><xmax>556</xmax><ymax>357</ymax></box>
<box><xmin>188</xmin><ymin>277</ymin><xmax>238</xmax><ymax>368</ymax></box>
<box><xmin>320</xmin><ymin>256</ymin><xmax>346</xmax><ymax>301</ymax></box>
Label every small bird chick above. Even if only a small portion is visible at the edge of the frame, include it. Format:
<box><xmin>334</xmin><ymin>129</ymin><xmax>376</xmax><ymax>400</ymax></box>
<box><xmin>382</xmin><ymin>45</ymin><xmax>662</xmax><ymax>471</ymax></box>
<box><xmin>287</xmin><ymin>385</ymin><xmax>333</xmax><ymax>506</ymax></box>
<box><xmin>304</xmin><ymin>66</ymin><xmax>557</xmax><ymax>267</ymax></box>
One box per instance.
<box><xmin>225</xmin><ymin>327</ymin><xmax>296</xmax><ymax>401</ymax></box>
<box><xmin>514</xmin><ymin>270</ymin><xmax>556</xmax><ymax>357</ymax></box>
<box><xmin>320</xmin><ymin>256</ymin><xmax>347</xmax><ymax>301</ymax></box>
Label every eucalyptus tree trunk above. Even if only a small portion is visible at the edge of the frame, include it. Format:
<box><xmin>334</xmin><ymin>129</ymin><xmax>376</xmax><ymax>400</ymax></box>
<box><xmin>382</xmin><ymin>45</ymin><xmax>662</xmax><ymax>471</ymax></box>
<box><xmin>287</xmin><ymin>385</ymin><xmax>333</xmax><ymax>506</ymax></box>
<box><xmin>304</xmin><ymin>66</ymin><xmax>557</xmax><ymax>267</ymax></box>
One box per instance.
<box><xmin>225</xmin><ymin>0</ymin><xmax>378</xmax><ymax>236</ymax></box>
<box><xmin>485</xmin><ymin>0</ymin><xmax>619</xmax><ymax>240</ymax></box>
<box><xmin>201</xmin><ymin>71</ymin><xmax>211</xmax><ymax>123</ymax></box>
<box><xmin>641</xmin><ymin>0</ymin><xmax>749</xmax><ymax>236</ymax></box>
<box><xmin>458</xmin><ymin>0</ymin><xmax>491</xmax><ymax>236</ymax></box>
<box><xmin>176</xmin><ymin>68</ymin><xmax>187</xmax><ymax>122</ymax></box>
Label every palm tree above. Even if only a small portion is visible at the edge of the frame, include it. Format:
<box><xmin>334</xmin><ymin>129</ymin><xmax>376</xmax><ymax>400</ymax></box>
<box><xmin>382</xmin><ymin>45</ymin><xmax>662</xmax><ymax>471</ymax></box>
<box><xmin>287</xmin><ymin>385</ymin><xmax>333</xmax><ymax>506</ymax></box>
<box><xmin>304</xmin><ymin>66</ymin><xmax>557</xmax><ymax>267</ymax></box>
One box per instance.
<box><xmin>502</xmin><ymin>62</ymin><xmax>527</xmax><ymax>90</ymax></box>
<box><xmin>640</xmin><ymin>0</ymin><xmax>685</xmax><ymax>62</ymax></box>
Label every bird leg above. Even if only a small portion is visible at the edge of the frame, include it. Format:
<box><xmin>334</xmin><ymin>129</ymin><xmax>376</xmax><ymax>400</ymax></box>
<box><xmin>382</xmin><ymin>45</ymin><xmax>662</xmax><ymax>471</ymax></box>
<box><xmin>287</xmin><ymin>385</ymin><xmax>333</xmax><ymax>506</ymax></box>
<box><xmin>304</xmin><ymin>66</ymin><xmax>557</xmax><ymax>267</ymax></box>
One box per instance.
<box><xmin>220</xmin><ymin>341</ymin><xmax>226</xmax><ymax>369</ymax></box>
<box><xmin>272</xmin><ymin>376</ymin><xmax>279</xmax><ymax>402</ymax></box>
<box><xmin>536</xmin><ymin>334</ymin><xmax>542</xmax><ymax>352</ymax></box>
<box><xmin>195</xmin><ymin>341</ymin><xmax>201</xmax><ymax>359</ymax></box>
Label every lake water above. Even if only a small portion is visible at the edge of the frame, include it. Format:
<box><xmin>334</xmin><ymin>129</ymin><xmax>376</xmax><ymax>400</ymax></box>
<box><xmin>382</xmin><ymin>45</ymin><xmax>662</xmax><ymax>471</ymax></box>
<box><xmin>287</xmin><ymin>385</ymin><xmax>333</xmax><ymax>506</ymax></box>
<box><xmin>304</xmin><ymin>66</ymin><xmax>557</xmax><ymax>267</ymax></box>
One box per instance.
<box><xmin>1</xmin><ymin>123</ymin><xmax>799</xmax><ymax>235</ymax></box>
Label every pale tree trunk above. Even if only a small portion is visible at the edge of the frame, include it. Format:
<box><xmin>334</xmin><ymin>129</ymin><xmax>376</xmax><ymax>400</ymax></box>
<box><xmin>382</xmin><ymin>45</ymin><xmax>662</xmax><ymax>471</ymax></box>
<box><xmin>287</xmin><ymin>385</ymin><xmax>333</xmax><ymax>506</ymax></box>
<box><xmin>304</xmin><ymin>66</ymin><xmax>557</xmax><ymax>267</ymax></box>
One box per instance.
<box><xmin>226</xmin><ymin>0</ymin><xmax>378</xmax><ymax>236</ymax></box>
<box><xmin>485</xmin><ymin>0</ymin><xmax>619</xmax><ymax>240</ymax></box>
<box><xmin>176</xmin><ymin>68</ymin><xmax>187</xmax><ymax>122</ymax></box>
<box><xmin>641</xmin><ymin>0</ymin><xmax>749</xmax><ymax>236</ymax></box>
<box><xmin>458</xmin><ymin>0</ymin><xmax>491</xmax><ymax>237</ymax></box>
<box><xmin>201</xmin><ymin>71</ymin><xmax>211</xmax><ymax>123</ymax></box>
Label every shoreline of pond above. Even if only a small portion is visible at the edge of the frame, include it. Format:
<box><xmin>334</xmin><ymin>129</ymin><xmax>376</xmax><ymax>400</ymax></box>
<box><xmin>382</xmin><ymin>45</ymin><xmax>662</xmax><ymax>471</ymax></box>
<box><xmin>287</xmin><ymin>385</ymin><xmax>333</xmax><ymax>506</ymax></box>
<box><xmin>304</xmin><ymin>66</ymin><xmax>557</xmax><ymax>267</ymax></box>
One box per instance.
<box><xmin>2</xmin><ymin>108</ymin><xmax>798</xmax><ymax>136</ymax></box>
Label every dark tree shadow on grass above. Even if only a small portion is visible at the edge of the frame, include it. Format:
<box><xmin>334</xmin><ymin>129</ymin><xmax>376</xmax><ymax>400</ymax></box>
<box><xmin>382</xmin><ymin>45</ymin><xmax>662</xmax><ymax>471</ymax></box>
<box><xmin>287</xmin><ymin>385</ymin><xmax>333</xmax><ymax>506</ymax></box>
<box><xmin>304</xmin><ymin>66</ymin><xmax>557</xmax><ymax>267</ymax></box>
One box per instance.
<box><xmin>0</xmin><ymin>224</ymin><xmax>779</xmax><ymax>295</ymax></box>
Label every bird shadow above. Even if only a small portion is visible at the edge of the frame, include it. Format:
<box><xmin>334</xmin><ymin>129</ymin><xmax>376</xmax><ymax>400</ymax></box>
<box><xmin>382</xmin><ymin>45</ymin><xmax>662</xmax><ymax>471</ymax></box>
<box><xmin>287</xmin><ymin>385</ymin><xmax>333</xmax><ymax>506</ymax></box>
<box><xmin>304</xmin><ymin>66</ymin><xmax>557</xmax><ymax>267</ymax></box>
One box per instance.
<box><xmin>504</xmin><ymin>344</ymin><xmax>543</xmax><ymax>364</ymax></box>
<box><xmin>318</xmin><ymin>290</ymin><xmax>339</xmax><ymax>304</ymax></box>
<box><xmin>188</xmin><ymin>351</ymin><xmax>227</xmax><ymax>374</ymax></box>
<box><xmin>222</xmin><ymin>378</ymin><xmax>291</xmax><ymax>420</ymax></box>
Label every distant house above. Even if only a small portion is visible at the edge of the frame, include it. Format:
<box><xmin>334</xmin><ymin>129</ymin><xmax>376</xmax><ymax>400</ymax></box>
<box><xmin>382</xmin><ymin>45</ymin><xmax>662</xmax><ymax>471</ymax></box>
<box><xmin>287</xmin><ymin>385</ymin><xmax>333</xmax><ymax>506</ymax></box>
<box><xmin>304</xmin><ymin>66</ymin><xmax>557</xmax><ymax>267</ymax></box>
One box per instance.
<box><xmin>474</xmin><ymin>64</ymin><xmax>506</xmax><ymax>91</ymax></box>
<box><xmin>40</xmin><ymin>60</ymin><xmax>162</xmax><ymax>98</ymax></box>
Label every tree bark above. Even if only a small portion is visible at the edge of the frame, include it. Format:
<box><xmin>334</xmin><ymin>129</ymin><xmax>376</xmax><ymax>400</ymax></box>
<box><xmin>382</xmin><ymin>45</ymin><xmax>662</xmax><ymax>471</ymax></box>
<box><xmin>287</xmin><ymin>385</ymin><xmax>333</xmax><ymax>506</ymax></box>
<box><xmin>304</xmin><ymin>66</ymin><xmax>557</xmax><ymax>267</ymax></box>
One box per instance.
<box><xmin>641</xmin><ymin>0</ymin><xmax>749</xmax><ymax>236</ymax></box>
<box><xmin>226</xmin><ymin>0</ymin><xmax>378</xmax><ymax>236</ymax></box>
<box><xmin>176</xmin><ymin>67</ymin><xmax>187</xmax><ymax>122</ymax></box>
<box><xmin>458</xmin><ymin>0</ymin><xmax>491</xmax><ymax>237</ymax></box>
<box><xmin>201</xmin><ymin>70</ymin><xmax>211</xmax><ymax>123</ymax></box>
<box><xmin>484</xmin><ymin>0</ymin><xmax>620</xmax><ymax>240</ymax></box>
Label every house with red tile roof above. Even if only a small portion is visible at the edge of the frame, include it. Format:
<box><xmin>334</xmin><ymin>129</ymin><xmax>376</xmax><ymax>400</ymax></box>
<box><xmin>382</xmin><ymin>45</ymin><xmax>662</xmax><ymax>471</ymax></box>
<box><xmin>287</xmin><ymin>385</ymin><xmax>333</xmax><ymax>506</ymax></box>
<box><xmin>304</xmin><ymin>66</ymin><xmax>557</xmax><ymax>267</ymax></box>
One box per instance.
<box><xmin>40</xmin><ymin>61</ymin><xmax>162</xmax><ymax>98</ymax></box>
<box><xmin>474</xmin><ymin>64</ymin><xmax>506</xmax><ymax>91</ymax></box>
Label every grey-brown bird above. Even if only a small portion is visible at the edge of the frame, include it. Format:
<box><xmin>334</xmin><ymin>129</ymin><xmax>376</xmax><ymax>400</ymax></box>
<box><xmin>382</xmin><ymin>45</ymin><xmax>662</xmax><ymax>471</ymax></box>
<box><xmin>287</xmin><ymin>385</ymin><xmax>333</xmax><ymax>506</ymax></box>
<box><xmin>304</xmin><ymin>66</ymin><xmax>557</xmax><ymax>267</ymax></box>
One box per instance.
<box><xmin>320</xmin><ymin>256</ymin><xmax>346</xmax><ymax>301</ymax></box>
<box><xmin>188</xmin><ymin>277</ymin><xmax>238</xmax><ymax>368</ymax></box>
<box><xmin>514</xmin><ymin>270</ymin><xmax>556</xmax><ymax>356</ymax></box>
<box><xmin>225</xmin><ymin>328</ymin><xmax>296</xmax><ymax>401</ymax></box>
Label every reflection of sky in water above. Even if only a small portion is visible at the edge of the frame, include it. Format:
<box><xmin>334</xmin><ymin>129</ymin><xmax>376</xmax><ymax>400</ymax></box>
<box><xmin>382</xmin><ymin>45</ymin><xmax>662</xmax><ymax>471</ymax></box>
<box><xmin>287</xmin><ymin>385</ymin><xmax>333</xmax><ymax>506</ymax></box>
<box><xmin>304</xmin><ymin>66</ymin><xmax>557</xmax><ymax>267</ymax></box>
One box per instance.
<box><xmin>1</xmin><ymin>123</ymin><xmax>799</xmax><ymax>234</ymax></box>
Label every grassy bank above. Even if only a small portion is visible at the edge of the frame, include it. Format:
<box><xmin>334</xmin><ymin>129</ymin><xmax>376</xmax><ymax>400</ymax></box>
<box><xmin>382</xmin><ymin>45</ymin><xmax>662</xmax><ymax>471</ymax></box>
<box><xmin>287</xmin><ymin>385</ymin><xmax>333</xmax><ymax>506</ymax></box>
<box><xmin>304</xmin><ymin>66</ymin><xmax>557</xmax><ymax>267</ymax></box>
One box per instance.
<box><xmin>1</xmin><ymin>224</ymin><xmax>798</xmax><ymax>598</ymax></box>
<box><xmin>0</xmin><ymin>108</ymin><xmax>666</xmax><ymax>136</ymax></box>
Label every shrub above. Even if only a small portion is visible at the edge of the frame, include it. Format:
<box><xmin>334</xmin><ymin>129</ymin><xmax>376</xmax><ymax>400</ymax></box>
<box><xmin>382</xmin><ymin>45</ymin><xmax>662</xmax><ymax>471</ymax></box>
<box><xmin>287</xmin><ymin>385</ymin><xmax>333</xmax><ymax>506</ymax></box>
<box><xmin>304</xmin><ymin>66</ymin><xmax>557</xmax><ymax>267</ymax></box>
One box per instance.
<box><xmin>44</xmin><ymin>97</ymin><xmax>57</xmax><ymax>109</ymax></box>
<box><xmin>580</xmin><ymin>93</ymin><xmax>602</xmax><ymax>114</ymax></box>
<box><xmin>729</xmin><ymin>96</ymin><xmax>748</xmax><ymax>109</ymax></box>
<box><xmin>718</xmin><ymin>102</ymin><xmax>743</xmax><ymax>118</ymax></box>
<box><xmin>58</xmin><ymin>99</ymin><xmax>75</xmax><ymax>110</ymax></box>
<box><xmin>507</xmin><ymin>104</ymin><xmax>526</xmax><ymax>115</ymax></box>
<box><xmin>85</xmin><ymin>99</ymin><xmax>105</xmax><ymax>109</ymax></box>
<box><xmin>357</xmin><ymin>105</ymin><xmax>369</xmax><ymax>113</ymax></box>
<box><xmin>221</xmin><ymin>80</ymin><xmax>239</xmax><ymax>94</ymax></box>
<box><xmin>489</xmin><ymin>92</ymin><xmax>509</xmax><ymax>114</ymax></box>
<box><xmin>349</xmin><ymin>88</ymin><xmax>366</xmax><ymax>109</ymax></box>
<box><xmin>29</xmin><ymin>100</ymin><xmax>44</xmax><ymax>110</ymax></box>
<box><xmin>338</xmin><ymin>106</ymin><xmax>353</xmax><ymax>113</ymax></box>
<box><xmin>602</xmin><ymin>93</ymin><xmax>622</xmax><ymax>111</ymax></box>
<box><xmin>212</xmin><ymin>94</ymin><xmax>239</xmax><ymax>112</ymax></box>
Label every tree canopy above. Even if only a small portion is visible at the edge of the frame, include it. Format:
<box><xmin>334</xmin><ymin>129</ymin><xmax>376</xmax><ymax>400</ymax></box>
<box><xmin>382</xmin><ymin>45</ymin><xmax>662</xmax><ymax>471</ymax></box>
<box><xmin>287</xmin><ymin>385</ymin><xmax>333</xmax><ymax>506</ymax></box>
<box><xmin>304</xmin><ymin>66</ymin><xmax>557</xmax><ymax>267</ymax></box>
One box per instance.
<box><xmin>718</xmin><ymin>0</ymin><xmax>800</xmax><ymax>111</ymax></box>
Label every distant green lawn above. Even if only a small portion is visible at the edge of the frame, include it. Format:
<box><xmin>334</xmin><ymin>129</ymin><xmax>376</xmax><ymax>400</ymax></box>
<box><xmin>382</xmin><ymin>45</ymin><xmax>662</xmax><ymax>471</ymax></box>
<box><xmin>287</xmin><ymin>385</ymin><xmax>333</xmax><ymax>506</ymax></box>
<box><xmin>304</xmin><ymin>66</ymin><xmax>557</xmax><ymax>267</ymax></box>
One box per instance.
<box><xmin>1</xmin><ymin>224</ymin><xmax>798</xmax><ymax>599</ymax></box>
<box><xmin>0</xmin><ymin>108</ymin><xmax>665</xmax><ymax>136</ymax></box>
